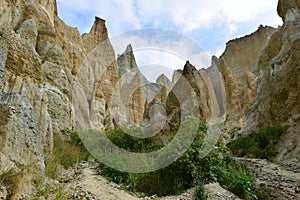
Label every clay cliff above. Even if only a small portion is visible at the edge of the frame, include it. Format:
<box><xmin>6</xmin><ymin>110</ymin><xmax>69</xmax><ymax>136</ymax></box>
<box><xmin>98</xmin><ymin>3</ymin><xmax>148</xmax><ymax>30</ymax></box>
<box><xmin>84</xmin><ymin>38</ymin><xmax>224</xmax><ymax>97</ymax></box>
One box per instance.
<box><xmin>164</xmin><ymin>3</ymin><xmax>299</xmax><ymax>167</ymax></box>
<box><xmin>117</xmin><ymin>44</ymin><xmax>162</xmax><ymax>126</ymax></box>
<box><xmin>246</xmin><ymin>0</ymin><xmax>300</xmax><ymax>166</ymax></box>
<box><xmin>162</xmin><ymin>26</ymin><xmax>277</xmax><ymax>129</ymax></box>
<box><xmin>55</xmin><ymin>16</ymin><xmax>119</xmax><ymax>130</ymax></box>
<box><xmin>155</xmin><ymin>74</ymin><xmax>171</xmax><ymax>105</ymax></box>
<box><xmin>116</xmin><ymin>44</ymin><xmax>145</xmax><ymax>125</ymax></box>
<box><xmin>166</xmin><ymin>61</ymin><xmax>212</xmax><ymax>122</ymax></box>
<box><xmin>0</xmin><ymin>0</ymin><xmax>120</xmax><ymax>197</ymax></box>
<box><xmin>220</xmin><ymin>26</ymin><xmax>277</xmax><ymax>86</ymax></box>
<box><xmin>210</xmin><ymin>26</ymin><xmax>277</xmax><ymax>128</ymax></box>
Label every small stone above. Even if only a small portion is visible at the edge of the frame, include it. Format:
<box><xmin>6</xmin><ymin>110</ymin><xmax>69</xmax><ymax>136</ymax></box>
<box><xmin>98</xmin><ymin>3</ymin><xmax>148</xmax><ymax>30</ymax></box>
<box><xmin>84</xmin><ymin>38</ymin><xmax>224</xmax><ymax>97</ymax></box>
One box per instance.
<box><xmin>80</xmin><ymin>191</ymin><xmax>86</xmax><ymax>197</ymax></box>
<box><xmin>259</xmin><ymin>182</ymin><xmax>267</xmax><ymax>187</ymax></box>
<box><xmin>271</xmin><ymin>176</ymin><xmax>278</xmax><ymax>181</ymax></box>
<box><xmin>216</xmin><ymin>192</ymin><xmax>222</xmax><ymax>196</ymax></box>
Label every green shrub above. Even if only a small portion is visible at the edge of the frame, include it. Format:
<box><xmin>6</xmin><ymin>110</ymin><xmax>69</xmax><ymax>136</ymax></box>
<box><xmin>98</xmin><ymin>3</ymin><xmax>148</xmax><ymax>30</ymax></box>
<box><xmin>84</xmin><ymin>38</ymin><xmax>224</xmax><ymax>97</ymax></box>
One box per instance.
<box><xmin>98</xmin><ymin>120</ymin><xmax>255</xmax><ymax>199</ymax></box>
<box><xmin>228</xmin><ymin>125</ymin><xmax>286</xmax><ymax>160</ymax></box>
<box><xmin>191</xmin><ymin>140</ymin><xmax>256</xmax><ymax>200</ymax></box>
<box><xmin>193</xmin><ymin>182</ymin><xmax>207</xmax><ymax>200</ymax></box>
<box><xmin>99</xmin><ymin>120</ymin><xmax>207</xmax><ymax>195</ymax></box>
<box><xmin>228</xmin><ymin>172</ymin><xmax>256</xmax><ymax>200</ymax></box>
<box><xmin>103</xmin><ymin>127</ymin><xmax>150</xmax><ymax>152</ymax></box>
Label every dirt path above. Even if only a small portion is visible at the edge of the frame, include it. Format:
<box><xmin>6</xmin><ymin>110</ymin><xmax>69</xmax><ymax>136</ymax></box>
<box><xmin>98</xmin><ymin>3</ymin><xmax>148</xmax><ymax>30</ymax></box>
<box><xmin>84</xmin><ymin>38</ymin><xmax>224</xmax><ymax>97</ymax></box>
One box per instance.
<box><xmin>71</xmin><ymin>161</ymin><xmax>141</xmax><ymax>200</ymax></box>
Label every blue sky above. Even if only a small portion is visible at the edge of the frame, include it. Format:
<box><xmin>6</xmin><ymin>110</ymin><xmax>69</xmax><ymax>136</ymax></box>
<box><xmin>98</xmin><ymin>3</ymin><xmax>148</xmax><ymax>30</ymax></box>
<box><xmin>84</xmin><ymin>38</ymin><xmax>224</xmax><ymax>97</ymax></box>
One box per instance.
<box><xmin>57</xmin><ymin>0</ymin><xmax>282</xmax><ymax>81</ymax></box>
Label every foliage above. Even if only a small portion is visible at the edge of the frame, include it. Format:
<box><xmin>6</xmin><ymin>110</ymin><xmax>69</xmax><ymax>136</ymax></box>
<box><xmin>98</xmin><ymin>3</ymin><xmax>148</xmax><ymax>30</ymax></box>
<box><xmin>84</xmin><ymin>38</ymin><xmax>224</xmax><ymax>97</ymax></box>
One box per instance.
<box><xmin>228</xmin><ymin>125</ymin><xmax>286</xmax><ymax>161</ymax></box>
<box><xmin>45</xmin><ymin>129</ymin><xmax>91</xmax><ymax>179</ymax></box>
<box><xmin>104</xmin><ymin>127</ymin><xmax>150</xmax><ymax>152</ymax></box>
<box><xmin>98</xmin><ymin>120</ymin><xmax>255</xmax><ymax>199</ymax></box>
<box><xmin>193</xmin><ymin>182</ymin><xmax>207</xmax><ymax>200</ymax></box>
<box><xmin>228</xmin><ymin>172</ymin><xmax>256</xmax><ymax>200</ymax></box>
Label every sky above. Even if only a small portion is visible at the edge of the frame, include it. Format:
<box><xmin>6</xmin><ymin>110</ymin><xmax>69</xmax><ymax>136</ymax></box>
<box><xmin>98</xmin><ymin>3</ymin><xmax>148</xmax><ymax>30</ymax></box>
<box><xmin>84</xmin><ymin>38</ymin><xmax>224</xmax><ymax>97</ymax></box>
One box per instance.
<box><xmin>56</xmin><ymin>0</ymin><xmax>282</xmax><ymax>82</ymax></box>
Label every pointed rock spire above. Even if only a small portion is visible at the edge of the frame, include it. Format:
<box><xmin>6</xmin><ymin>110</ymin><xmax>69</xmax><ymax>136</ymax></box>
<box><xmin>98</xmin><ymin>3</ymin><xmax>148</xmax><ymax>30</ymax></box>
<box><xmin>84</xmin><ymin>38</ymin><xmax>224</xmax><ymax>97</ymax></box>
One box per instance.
<box><xmin>82</xmin><ymin>16</ymin><xmax>108</xmax><ymax>53</ymax></box>
<box><xmin>156</xmin><ymin>74</ymin><xmax>171</xmax><ymax>89</ymax></box>
<box><xmin>117</xmin><ymin>44</ymin><xmax>138</xmax><ymax>76</ymax></box>
<box><xmin>183</xmin><ymin>60</ymin><xmax>198</xmax><ymax>77</ymax></box>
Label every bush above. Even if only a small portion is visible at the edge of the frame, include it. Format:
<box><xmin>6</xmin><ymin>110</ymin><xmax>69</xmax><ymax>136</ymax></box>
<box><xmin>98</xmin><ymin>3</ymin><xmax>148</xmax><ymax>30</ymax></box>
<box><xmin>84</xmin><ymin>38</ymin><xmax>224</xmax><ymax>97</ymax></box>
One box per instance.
<box><xmin>191</xmin><ymin>141</ymin><xmax>256</xmax><ymax>200</ymax></box>
<box><xmin>99</xmin><ymin>120</ymin><xmax>207</xmax><ymax>195</ymax></box>
<box><xmin>228</xmin><ymin>173</ymin><xmax>256</xmax><ymax>200</ymax></box>
<box><xmin>228</xmin><ymin>125</ymin><xmax>286</xmax><ymax>161</ymax></box>
<box><xmin>103</xmin><ymin>127</ymin><xmax>159</xmax><ymax>152</ymax></box>
<box><xmin>98</xmin><ymin>120</ymin><xmax>255</xmax><ymax>199</ymax></box>
<box><xmin>193</xmin><ymin>182</ymin><xmax>207</xmax><ymax>200</ymax></box>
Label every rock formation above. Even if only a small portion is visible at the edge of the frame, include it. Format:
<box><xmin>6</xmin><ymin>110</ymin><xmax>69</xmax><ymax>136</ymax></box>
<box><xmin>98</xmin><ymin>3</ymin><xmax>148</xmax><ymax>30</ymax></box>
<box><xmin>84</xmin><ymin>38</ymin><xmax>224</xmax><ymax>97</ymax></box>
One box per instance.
<box><xmin>0</xmin><ymin>0</ymin><xmax>120</xmax><ymax>196</ymax></box>
<box><xmin>220</xmin><ymin>26</ymin><xmax>277</xmax><ymax>86</ymax></box>
<box><xmin>56</xmin><ymin>15</ymin><xmax>119</xmax><ymax>130</ymax></box>
<box><xmin>217</xmin><ymin>58</ymin><xmax>257</xmax><ymax>128</ymax></box>
<box><xmin>141</xmin><ymin>74</ymin><xmax>171</xmax><ymax>143</ymax></box>
<box><xmin>163</xmin><ymin>25</ymin><xmax>276</xmax><ymax>129</ymax></box>
<box><xmin>213</xmin><ymin>26</ymin><xmax>278</xmax><ymax>128</ymax></box>
<box><xmin>246</xmin><ymin>0</ymin><xmax>300</xmax><ymax>166</ymax></box>
<box><xmin>116</xmin><ymin>44</ymin><xmax>162</xmax><ymax>125</ymax></box>
<box><xmin>165</xmin><ymin>61</ymin><xmax>212</xmax><ymax>126</ymax></box>
<box><xmin>0</xmin><ymin>93</ymin><xmax>44</xmax><ymax>198</ymax></box>
<box><xmin>155</xmin><ymin>74</ymin><xmax>171</xmax><ymax>105</ymax></box>
<box><xmin>116</xmin><ymin>44</ymin><xmax>145</xmax><ymax>125</ymax></box>
<box><xmin>156</xmin><ymin>74</ymin><xmax>171</xmax><ymax>89</ymax></box>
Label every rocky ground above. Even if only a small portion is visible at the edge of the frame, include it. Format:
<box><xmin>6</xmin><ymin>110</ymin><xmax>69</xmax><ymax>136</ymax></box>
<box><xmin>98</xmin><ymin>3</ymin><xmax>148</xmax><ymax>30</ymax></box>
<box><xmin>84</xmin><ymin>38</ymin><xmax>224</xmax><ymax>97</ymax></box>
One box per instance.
<box><xmin>237</xmin><ymin>158</ymin><xmax>300</xmax><ymax>200</ymax></box>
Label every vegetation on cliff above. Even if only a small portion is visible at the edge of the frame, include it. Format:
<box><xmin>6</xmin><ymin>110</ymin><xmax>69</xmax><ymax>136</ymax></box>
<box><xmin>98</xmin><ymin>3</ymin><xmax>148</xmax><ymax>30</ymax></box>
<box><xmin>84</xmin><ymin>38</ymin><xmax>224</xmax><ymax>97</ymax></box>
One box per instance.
<box><xmin>228</xmin><ymin>125</ymin><xmax>287</xmax><ymax>161</ymax></box>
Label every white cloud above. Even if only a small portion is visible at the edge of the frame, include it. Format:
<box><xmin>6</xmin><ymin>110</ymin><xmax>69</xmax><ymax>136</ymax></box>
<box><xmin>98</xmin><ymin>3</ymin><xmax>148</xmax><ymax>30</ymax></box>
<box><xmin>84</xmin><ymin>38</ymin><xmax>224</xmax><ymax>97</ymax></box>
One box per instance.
<box><xmin>57</xmin><ymin>0</ymin><xmax>281</xmax><ymax>34</ymax></box>
<box><xmin>110</xmin><ymin>29</ymin><xmax>211</xmax><ymax>81</ymax></box>
<box><xmin>110</xmin><ymin>30</ymin><xmax>211</xmax><ymax>68</ymax></box>
<box><xmin>56</xmin><ymin>0</ymin><xmax>282</xmax><ymax>81</ymax></box>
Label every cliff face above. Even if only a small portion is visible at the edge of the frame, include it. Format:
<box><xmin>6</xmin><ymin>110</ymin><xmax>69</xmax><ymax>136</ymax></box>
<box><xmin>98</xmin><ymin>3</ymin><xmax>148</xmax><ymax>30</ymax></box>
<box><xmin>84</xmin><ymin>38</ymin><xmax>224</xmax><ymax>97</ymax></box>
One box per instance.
<box><xmin>252</xmin><ymin>0</ymin><xmax>300</xmax><ymax>126</ymax></box>
<box><xmin>0</xmin><ymin>0</ymin><xmax>119</xmax><ymax>135</ymax></box>
<box><xmin>247</xmin><ymin>0</ymin><xmax>300</xmax><ymax>166</ymax></box>
<box><xmin>220</xmin><ymin>26</ymin><xmax>277</xmax><ymax>86</ymax></box>
<box><xmin>55</xmin><ymin>15</ymin><xmax>119</xmax><ymax>130</ymax></box>
<box><xmin>163</xmin><ymin>27</ymin><xmax>272</xmax><ymax>129</ymax></box>
<box><xmin>215</xmin><ymin>26</ymin><xmax>277</xmax><ymax>128</ymax></box>
<box><xmin>117</xmin><ymin>44</ymin><xmax>163</xmax><ymax>126</ymax></box>
<box><xmin>0</xmin><ymin>0</ymin><xmax>120</xmax><ymax>196</ymax></box>
<box><xmin>162</xmin><ymin>26</ymin><xmax>277</xmax><ymax>129</ymax></box>
<box><xmin>155</xmin><ymin>74</ymin><xmax>171</xmax><ymax>105</ymax></box>
<box><xmin>217</xmin><ymin>58</ymin><xmax>257</xmax><ymax>128</ymax></box>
